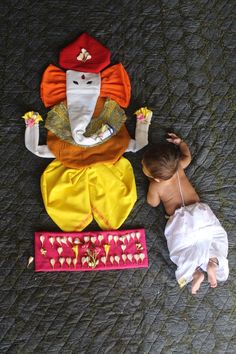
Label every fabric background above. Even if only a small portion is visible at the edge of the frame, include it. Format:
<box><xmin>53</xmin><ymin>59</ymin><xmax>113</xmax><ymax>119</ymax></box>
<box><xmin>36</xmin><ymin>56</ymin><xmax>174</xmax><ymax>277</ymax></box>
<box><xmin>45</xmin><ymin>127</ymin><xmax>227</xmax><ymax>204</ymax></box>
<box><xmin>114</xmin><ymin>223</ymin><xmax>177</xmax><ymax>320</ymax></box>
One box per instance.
<box><xmin>1</xmin><ymin>0</ymin><xmax>235</xmax><ymax>353</ymax></box>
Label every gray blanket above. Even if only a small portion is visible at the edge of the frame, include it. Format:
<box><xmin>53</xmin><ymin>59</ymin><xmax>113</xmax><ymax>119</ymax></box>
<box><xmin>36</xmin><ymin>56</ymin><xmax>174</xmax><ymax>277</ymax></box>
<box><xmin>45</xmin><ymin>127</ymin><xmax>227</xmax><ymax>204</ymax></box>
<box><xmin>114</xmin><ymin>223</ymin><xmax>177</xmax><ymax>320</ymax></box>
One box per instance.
<box><xmin>1</xmin><ymin>0</ymin><xmax>235</xmax><ymax>353</ymax></box>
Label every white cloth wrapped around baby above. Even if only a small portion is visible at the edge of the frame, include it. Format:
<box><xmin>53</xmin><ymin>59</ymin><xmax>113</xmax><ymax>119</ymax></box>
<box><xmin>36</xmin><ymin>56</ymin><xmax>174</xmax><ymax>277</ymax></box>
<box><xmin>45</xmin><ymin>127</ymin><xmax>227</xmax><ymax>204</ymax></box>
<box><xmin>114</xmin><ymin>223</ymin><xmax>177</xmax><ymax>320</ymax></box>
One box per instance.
<box><xmin>164</xmin><ymin>202</ymin><xmax>229</xmax><ymax>287</ymax></box>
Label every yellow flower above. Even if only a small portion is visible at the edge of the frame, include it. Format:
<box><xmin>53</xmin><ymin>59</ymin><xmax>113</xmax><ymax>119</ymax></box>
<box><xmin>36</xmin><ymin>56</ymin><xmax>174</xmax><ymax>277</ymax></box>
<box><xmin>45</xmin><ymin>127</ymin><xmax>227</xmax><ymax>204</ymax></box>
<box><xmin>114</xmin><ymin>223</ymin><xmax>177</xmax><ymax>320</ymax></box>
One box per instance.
<box><xmin>104</xmin><ymin>244</ymin><xmax>110</xmax><ymax>258</ymax></box>
<box><xmin>134</xmin><ymin>107</ymin><xmax>153</xmax><ymax>124</ymax></box>
<box><xmin>178</xmin><ymin>277</ymin><xmax>187</xmax><ymax>288</ymax></box>
<box><xmin>134</xmin><ymin>107</ymin><xmax>152</xmax><ymax>118</ymax></box>
<box><xmin>72</xmin><ymin>245</ymin><xmax>79</xmax><ymax>259</ymax></box>
<box><xmin>22</xmin><ymin>111</ymin><xmax>43</xmax><ymax>127</ymax></box>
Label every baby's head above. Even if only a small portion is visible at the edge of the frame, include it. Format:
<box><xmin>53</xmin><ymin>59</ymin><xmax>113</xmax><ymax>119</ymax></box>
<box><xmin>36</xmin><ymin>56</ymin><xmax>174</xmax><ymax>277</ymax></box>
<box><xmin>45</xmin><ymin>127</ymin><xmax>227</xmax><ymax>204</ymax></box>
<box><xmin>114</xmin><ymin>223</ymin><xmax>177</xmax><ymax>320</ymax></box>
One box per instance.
<box><xmin>142</xmin><ymin>143</ymin><xmax>180</xmax><ymax>181</ymax></box>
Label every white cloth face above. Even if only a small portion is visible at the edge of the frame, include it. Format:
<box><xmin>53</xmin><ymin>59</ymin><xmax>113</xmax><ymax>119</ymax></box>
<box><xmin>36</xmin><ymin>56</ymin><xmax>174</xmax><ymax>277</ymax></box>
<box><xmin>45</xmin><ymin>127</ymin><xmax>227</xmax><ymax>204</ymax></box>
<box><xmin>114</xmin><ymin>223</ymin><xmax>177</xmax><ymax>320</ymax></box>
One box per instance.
<box><xmin>25</xmin><ymin>124</ymin><xmax>55</xmax><ymax>158</ymax></box>
<box><xmin>164</xmin><ymin>202</ymin><xmax>229</xmax><ymax>285</ymax></box>
<box><xmin>66</xmin><ymin>70</ymin><xmax>101</xmax><ymax>145</ymax></box>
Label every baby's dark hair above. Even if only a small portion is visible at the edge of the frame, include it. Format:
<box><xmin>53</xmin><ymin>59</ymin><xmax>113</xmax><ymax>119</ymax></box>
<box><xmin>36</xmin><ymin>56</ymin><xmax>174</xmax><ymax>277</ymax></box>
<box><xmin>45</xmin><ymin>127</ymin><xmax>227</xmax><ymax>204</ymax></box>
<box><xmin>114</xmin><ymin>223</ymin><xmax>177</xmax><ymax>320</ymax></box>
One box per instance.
<box><xmin>143</xmin><ymin>143</ymin><xmax>180</xmax><ymax>180</ymax></box>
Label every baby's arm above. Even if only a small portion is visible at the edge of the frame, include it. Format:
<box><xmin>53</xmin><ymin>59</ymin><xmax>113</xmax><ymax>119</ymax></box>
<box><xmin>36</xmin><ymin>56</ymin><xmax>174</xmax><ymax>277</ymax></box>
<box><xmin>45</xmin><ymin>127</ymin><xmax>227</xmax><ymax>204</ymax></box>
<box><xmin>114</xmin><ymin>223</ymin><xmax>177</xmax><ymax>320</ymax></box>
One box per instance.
<box><xmin>147</xmin><ymin>180</ymin><xmax>161</xmax><ymax>207</ymax></box>
<box><xmin>179</xmin><ymin>141</ymin><xmax>191</xmax><ymax>168</ymax></box>
<box><xmin>167</xmin><ymin>133</ymin><xmax>191</xmax><ymax>169</ymax></box>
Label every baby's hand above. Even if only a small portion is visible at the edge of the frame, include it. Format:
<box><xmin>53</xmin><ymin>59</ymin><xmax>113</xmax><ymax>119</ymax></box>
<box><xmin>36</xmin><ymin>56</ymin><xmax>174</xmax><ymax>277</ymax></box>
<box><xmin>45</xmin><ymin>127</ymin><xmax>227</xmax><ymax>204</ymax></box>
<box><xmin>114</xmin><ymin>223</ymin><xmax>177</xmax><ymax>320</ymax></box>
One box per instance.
<box><xmin>166</xmin><ymin>132</ymin><xmax>182</xmax><ymax>145</ymax></box>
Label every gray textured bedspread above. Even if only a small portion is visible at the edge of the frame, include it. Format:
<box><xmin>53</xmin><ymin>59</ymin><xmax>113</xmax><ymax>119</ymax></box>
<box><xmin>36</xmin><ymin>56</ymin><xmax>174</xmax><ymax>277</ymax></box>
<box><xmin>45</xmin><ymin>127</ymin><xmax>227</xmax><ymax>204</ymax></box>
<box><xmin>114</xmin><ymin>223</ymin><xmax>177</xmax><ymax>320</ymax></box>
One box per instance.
<box><xmin>1</xmin><ymin>0</ymin><xmax>235</xmax><ymax>353</ymax></box>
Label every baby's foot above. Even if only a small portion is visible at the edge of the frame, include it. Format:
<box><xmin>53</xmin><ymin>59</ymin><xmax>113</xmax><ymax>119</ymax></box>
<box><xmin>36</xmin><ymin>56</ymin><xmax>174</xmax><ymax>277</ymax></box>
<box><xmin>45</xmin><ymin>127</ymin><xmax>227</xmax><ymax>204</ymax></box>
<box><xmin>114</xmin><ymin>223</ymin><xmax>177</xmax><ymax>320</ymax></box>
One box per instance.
<box><xmin>191</xmin><ymin>270</ymin><xmax>205</xmax><ymax>294</ymax></box>
<box><xmin>207</xmin><ymin>258</ymin><xmax>218</xmax><ymax>288</ymax></box>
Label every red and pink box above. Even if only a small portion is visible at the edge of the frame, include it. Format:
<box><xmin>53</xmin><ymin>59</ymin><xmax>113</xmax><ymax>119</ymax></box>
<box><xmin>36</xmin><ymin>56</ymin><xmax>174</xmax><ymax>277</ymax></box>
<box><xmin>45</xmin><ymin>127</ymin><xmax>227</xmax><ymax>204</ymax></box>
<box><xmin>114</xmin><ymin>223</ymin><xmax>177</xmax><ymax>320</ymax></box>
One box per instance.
<box><xmin>35</xmin><ymin>229</ymin><xmax>148</xmax><ymax>272</ymax></box>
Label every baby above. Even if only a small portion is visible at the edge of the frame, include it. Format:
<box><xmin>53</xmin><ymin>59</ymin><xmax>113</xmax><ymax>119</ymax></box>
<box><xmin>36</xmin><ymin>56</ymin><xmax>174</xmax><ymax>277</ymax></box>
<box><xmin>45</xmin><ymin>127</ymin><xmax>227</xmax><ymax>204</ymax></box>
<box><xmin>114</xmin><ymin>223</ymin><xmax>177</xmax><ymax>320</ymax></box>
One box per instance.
<box><xmin>142</xmin><ymin>133</ymin><xmax>229</xmax><ymax>294</ymax></box>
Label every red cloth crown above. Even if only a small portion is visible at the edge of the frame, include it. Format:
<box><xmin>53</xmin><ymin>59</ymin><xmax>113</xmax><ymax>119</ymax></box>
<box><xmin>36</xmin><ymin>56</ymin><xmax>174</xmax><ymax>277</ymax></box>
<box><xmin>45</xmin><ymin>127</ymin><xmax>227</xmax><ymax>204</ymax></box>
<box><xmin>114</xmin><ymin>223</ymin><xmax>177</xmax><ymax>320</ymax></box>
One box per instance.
<box><xmin>59</xmin><ymin>32</ymin><xmax>111</xmax><ymax>73</ymax></box>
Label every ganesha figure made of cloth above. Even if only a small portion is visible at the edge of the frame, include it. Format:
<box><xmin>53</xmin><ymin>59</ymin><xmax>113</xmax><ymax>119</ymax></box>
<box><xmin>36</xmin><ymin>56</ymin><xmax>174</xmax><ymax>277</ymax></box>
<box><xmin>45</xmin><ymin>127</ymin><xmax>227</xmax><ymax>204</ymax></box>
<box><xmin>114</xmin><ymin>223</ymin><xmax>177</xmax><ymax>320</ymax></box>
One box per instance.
<box><xmin>23</xmin><ymin>33</ymin><xmax>152</xmax><ymax>231</ymax></box>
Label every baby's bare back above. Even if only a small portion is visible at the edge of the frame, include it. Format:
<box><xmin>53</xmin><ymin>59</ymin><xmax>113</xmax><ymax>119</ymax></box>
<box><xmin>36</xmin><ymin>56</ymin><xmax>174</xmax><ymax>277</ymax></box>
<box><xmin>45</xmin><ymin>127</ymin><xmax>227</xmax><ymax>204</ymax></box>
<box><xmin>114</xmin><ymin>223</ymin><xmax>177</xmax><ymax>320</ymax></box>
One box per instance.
<box><xmin>157</xmin><ymin>168</ymin><xmax>200</xmax><ymax>215</ymax></box>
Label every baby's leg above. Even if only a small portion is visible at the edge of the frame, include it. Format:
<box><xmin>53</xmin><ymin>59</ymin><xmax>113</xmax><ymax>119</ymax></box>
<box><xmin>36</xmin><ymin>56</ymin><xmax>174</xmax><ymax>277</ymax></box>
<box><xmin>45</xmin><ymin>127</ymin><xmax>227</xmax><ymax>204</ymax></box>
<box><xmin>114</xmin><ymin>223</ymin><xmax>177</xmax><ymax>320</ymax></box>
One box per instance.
<box><xmin>207</xmin><ymin>258</ymin><xmax>218</xmax><ymax>288</ymax></box>
<box><xmin>191</xmin><ymin>269</ymin><xmax>205</xmax><ymax>294</ymax></box>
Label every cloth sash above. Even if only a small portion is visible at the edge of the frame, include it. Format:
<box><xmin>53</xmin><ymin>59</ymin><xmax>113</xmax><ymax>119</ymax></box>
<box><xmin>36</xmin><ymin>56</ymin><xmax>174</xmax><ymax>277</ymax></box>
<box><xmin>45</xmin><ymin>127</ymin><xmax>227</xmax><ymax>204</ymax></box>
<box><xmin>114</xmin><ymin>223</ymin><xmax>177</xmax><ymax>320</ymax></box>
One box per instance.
<box><xmin>47</xmin><ymin>124</ymin><xmax>130</xmax><ymax>169</ymax></box>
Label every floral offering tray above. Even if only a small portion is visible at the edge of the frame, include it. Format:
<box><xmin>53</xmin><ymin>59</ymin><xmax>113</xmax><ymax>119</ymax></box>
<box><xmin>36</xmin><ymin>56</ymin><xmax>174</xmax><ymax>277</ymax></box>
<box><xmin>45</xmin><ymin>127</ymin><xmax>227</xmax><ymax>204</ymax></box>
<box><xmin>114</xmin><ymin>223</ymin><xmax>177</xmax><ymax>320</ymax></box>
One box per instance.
<box><xmin>35</xmin><ymin>229</ymin><xmax>148</xmax><ymax>272</ymax></box>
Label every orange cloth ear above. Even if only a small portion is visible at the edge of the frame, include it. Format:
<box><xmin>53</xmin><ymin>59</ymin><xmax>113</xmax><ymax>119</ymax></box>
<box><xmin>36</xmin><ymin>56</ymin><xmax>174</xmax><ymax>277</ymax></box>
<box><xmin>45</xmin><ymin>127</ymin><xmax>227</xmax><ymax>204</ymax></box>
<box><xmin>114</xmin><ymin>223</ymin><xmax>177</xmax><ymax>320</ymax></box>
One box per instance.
<box><xmin>100</xmin><ymin>63</ymin><xmax>131</xmax><ymax>108</ymax></box>
<box><xmin>40</xmin><ymin>63</ymin><xmax>131</xmax><ymax>108</ymax></box>
<box><xmin>40</xmin><ymin>64</ymin><xmax>66</xmax><ymax>108</ymax></box>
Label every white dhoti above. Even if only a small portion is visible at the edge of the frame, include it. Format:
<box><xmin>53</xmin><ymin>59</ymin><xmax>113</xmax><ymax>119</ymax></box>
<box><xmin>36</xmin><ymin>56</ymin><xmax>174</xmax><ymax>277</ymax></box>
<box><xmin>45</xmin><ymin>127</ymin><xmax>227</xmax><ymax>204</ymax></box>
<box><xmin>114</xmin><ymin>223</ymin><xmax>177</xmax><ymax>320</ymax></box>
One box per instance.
<box><xmin>164</xmin><ymin>202</ymin><xmax>229</xmax><ymax>287</ymax></box>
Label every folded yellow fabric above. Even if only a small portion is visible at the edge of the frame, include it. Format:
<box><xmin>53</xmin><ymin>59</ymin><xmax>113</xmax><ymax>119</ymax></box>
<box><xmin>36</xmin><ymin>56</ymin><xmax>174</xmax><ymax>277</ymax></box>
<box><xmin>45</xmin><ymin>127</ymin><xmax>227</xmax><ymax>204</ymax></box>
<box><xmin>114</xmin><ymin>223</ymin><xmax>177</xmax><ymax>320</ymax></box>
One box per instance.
<box><xmin>41</xmin><ymin>157</ymin><xmax>137</xmax><ymax>231</ymax></box>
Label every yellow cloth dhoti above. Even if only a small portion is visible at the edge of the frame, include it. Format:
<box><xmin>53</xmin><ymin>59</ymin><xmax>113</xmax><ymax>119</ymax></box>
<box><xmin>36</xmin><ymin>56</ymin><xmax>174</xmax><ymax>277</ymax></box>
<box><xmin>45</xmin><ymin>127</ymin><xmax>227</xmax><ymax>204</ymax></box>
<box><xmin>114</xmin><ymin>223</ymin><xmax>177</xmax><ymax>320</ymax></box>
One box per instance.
<box><xmin>41</xmin><ymin>157</ymin><xmax>137</xmax><ymax>231</ymax></box>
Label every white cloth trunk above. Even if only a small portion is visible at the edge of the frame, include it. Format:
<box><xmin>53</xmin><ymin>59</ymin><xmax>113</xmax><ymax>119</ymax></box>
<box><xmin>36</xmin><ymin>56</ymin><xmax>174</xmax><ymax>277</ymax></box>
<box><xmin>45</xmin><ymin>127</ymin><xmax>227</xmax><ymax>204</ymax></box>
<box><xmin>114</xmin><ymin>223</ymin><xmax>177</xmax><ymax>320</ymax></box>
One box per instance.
<box><xmin>66</xmin><ymin>70</ymin><xmax>101</xmax><ymax>146</ymax></box>
<box><xmin>25</xmin><ymin>124</ymin><xmax>55</xmax><ymax>158</ymax></box>
<box><xmin>164</xmin><ymin>202</ymin><xmax>229</xmax><ymax>285</ymax></box>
